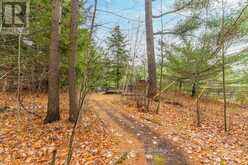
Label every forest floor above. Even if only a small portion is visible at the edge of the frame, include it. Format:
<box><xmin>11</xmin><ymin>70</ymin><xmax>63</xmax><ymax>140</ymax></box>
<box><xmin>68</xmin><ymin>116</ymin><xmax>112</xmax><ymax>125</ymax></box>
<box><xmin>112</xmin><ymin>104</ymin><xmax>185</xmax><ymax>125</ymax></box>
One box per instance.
<box><xmin>0</xmin><ymin>92</ymin><xmax>115</xmax><ymax>165</ymax></box>
<box><xmin>91</xmin><ymin>94</ymin><xmax>188</xmax><ymax>165</ymax></box>
<box><xmin>0</xmin><ymin>92</ymin><xmax>248</xmax><ymax>164</ymax></box>
<box><xmin>94</xmin><ymin>92</ymin><xmax>248</xmax><ymax>165</ymax></box>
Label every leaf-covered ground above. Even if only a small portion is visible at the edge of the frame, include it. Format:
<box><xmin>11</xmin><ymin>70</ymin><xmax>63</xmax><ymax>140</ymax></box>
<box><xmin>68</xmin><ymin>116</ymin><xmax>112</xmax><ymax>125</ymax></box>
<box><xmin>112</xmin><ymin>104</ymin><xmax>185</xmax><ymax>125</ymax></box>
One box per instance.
<box><xmin>101</xmin><ymin>92</ymin><xmax>248</xmax><ymax>164</ymax></box>
<box><xmin>0</xmin><ymin>92</ymin><xmax>115</xmax><ymax>165</ymax></box>
<box><xmin>1</xmin><ymin>92</ymin><xmax>248</xmax><ymax>164</ymax></box>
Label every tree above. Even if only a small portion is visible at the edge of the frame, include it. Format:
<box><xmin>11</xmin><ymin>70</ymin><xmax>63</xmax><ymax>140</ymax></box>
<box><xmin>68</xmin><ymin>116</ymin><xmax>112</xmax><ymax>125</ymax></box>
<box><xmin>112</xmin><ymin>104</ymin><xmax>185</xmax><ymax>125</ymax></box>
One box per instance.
<box><xmin>44</xmin><ymin>0</ymin><xmax>61</xmax><ymax>123</ymax></box>
<box><xmin>145</xmin><ymin>0</ymin><xmax>157</xmax><ymax>97</ymax></box>
<box><xmin>68</xmin><ymin>0</ymin><xmax>79</xmax><ymax>123</ymax></box>
<box><xmin>106</xmin><ymin>26</ymin><xmax>129</xmax><ymax>89</ymax></box>
<box><xmin>165</xmin><ymin>43</ymin><xmax>218</xmax><ymax>91</ymax></box>
<box><xmin>65</xmin><ymin>0</ymin><xmax>98</xmax><ymax>164</ymax></box>
<box><xmin>162</xmin><ymin>0</ymin><xmax>248</xmax><ymax>128</ymax></box>
<box><xmin>221</xmin><ymin>0</ymin><xmax>227</xmax><ymax>132</ymax></box>
<box><xmin>156</xmin><ymin>0</ymin><xmax>165</xmax><ymax>114</ymax></box>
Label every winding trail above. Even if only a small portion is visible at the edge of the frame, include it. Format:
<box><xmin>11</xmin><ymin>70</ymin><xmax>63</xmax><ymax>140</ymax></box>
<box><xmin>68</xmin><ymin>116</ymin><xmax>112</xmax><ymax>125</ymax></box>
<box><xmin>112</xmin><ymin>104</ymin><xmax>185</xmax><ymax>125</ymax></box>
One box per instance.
<box><xmin>91</xmin><ymin>94</ymin><xmax>189</xmax><ymax>165</ymax></box>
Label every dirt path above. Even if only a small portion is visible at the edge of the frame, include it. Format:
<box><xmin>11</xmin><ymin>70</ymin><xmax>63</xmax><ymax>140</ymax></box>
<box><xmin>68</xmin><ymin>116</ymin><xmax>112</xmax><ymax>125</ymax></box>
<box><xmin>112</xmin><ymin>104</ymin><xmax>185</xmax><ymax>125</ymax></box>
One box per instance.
<box><xmin>91</xmin><ymin>95</ymin><xmax>189</xmax><ymax>165</ymax></box>
<box><xmin>92</xmin><ymin>99</ymin><xmax>147</xmax><ymax>165</ymax></box>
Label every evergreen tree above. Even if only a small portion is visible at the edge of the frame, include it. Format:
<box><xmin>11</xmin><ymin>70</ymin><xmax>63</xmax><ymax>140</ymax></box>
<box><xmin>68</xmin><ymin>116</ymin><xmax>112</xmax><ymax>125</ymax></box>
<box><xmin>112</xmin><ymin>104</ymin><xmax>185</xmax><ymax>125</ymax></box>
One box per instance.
<box><xmin>165</xmin><ymin>42</ymin><xmax>220</xmax><ymax>95</ymax></box>
<box><xmin>106</xmin><ymin>26</ymin><xmax>129</xmax><ymax>89</ymax></box>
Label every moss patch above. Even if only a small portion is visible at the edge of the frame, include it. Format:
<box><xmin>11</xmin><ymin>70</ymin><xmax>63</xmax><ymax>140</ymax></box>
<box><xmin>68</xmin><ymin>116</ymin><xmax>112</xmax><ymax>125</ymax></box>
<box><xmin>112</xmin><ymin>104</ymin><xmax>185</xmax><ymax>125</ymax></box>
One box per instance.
<box><xmin>153</xmin><ymin>155</ymin><xmax>167</xmax><ymax>165</ymax></box>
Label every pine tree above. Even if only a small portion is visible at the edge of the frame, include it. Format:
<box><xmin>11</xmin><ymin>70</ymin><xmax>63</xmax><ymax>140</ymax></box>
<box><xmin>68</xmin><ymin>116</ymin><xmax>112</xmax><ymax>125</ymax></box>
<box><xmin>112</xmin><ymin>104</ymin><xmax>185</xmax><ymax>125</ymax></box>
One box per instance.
<box><xmin>106</xmin><ymin>26</ymin><xmax>129</xmax><ymax>89</ymax></box>
<box><xmin>165</xmin><ymin>42</ymin><xmax>221</xmax><ymax>95</ymax></box>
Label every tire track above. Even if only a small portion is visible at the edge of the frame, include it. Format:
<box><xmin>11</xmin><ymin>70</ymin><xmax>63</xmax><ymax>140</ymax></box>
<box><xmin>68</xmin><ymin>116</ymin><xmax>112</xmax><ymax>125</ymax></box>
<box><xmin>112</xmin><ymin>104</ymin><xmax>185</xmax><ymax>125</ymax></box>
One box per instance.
<box><xmin>94</xmin><ymin>100</ymin><xmax>189</xmax><ymax>165</ymax></box>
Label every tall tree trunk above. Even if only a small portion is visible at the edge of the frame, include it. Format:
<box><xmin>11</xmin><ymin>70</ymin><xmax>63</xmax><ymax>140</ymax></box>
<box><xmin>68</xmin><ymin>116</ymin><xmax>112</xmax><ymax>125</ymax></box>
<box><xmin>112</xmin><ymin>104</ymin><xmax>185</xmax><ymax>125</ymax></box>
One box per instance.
<box><xmin>68</xmin><ymin>0</ymin><xmax>79</xmax><ymax>123</ymax></box>
<box><xmin>221</xmin><ymin>0</ymin><xmax>228</xmax><ymax>131</ymax></box>
<box><xmin>145</xmin><ymin>0</ymin><xmax>157</xmax><ymax>98</ymax></box>
<box><xmin>156</xmin><ymin>0</ymin><xmax>164</xmax><ymax>114</ymax></box>
<box><xmin>65</xmin><ymin>1</ymin><xmax>98</xmax><ymax>164</ymax></box>
<box><xmin>44</xmin><ymin>0</ymin><xmax>61</xmax><ymax>124</ymax></box>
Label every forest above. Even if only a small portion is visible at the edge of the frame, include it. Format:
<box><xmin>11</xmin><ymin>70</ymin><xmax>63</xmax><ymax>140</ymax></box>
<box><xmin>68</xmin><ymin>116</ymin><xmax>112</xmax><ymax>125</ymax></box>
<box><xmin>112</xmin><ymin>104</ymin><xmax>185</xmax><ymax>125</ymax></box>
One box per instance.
<box><xmin>1</xmin><ymin>0</ymin><xmax>248</xmax><ymax>164</ymax></box>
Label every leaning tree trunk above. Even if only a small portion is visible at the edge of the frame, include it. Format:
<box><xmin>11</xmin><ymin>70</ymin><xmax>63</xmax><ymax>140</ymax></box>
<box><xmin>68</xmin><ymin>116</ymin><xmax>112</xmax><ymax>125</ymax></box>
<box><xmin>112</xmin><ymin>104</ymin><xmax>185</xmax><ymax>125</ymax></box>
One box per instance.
<box><xmin>44</xmin><ymin>0</ymin><xmax>61</xmax><ymax>124</ymax></box>
<box><xmin>145</xmin><ymin>0</ymin><xmax>157</xmax><ymax>98</ymax></box>
<box><xmin>68</xmin><ymin>0</ymin><xmax>79</xmax><ymax>123</ymax></box>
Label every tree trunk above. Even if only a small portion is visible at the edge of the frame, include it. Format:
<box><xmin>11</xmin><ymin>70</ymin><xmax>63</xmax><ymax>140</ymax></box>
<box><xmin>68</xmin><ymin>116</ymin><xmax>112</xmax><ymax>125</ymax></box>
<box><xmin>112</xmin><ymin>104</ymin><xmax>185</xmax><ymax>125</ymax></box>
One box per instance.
<box><xmin>68</xmin><ymin>0</ymin><xmax>79</xmax><ymax>123</ymax></box>
<box><xmin>44</xmin><ymin>0</ymin><xmax>61</xmax><ymax>124</ymax></box>
<box><xmin>145</xmin><ymin>0</ymin><xmax>157</xmax><ymax>98</ymax></box>
<box><xmin>191</xmin><ymin>82</ymin><xmax>196</xmax><ymax>97</ymax></box>
<box><xmin>116</xmin><ymin>55</ymin><xmax>120</xmax><ymax>89</ymax></box>
<box><xmin>196</xmin><ymin>91</ymin><xmax>201</xmax><ymax>127</ymax></box>
<box><xmin>179</xmin><ymin>81</ymin><xmax>182</xmax><ymax>92</ymax></box>
<box><xmin>195</xmin><ymin>82</ymin><xmax>201</xmax><ymax>127</ymax></box>
<box><xmin>65</xmin><ymin>1</ymin><xmax>98</xmax><ymax>164</ymax></box>
<box><xmin>156</xmin><ymin>0</ymin><xmax>164</xmax><ymax>114</ymax></box>
<box><xmin>221</xmin><ymin>0</ymin><xmax>228</xmax><ymax>131</ymax></box>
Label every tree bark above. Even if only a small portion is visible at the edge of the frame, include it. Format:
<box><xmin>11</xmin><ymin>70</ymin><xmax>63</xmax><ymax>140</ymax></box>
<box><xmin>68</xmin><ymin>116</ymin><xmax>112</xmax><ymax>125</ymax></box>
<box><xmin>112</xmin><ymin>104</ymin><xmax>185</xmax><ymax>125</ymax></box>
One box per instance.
<box><xmin>145</xmin><ymin>0</ymin><xmax>157</xmax><ymax>98</ymax></box>
<box><xmin>196</xmin><ymin>91</ymin><xmax>201</xmax><ymax>127</ymax></box>
<box><xmin>44</xmin><ymin>0</ymin><xmax>61</xmax><ymax>124</ymax></box>
<box><xmin>191</xmin><ymin>82</ymin><xmax>197</xmax><ymax>97</ymax></box>
<box><xmin>68</xmin><ymin>0</ymin><xmax>79</xmax><ymax>123</ymax></box>
<box><xmin>196</xmin><ymin>82</ymin><xmax>201</xmax><ymax>127</ymax></box>
<box><xmin>156</xmin><ymin>0</ymin><xmax>164</xmax><ymax>114</ymax></box>
<box><xmin>179</xmin><ymin>81</ymin><xmax>182</xmax><ymax>92</ymax></box>
<box><xmin>116</xmin><ymin>53</ymin><xmax>120</xmax><ymax>89</ymax></box>
<box><xmin>221</xmin><ymin>0</ymin><xmax>228</xmax><ymax>132</ymax></box>
<box><xmin>65</xmin><ymin>1</ymin><xmax>98</xmax><ymax>164</ymax></box>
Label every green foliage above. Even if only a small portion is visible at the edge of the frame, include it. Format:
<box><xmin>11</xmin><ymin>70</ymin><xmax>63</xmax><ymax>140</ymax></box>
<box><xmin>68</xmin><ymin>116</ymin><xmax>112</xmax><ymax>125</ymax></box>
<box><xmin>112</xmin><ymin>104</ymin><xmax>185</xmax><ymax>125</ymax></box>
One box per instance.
<box><xmin>236</xmin><ymin>92</ymin><xmax>248</xmax><ymax>104</ymax></box>
<box><xmin>165</xmin><ymin>42</ymin><xmax>221</xmax><ymax>83</ymax></box>
<box><xmin>175</xmin><ymin>15</ymin><xmax>201</xmax><ymax>36</ymax></box>
<box><xmin>105</xmin><ymin>25</ymin><xmax>129</xmax><ymax>88</ymax></box>
<box><xmin>175</xmin><ymin>0</ymin><xmax>209</xmax><ymax>10</ymax></box>
<box><xmin>163</xmin><ymin>0</ymin><xmax>248</xmax><ymax>97</ymax></box>
<box><xmin>30</xmin><ymin>0</ymin><xmax>88</xmax><ymax>86</ymax></box>
<box><xmin>0</xmin><ymin>0</ymin><xmax>91</xmax><ymax>89</ymax></box>
<box><xmin>206</xmin><ymin>5</ymin><xmax>248</xmax><ymax>43</ymax></box>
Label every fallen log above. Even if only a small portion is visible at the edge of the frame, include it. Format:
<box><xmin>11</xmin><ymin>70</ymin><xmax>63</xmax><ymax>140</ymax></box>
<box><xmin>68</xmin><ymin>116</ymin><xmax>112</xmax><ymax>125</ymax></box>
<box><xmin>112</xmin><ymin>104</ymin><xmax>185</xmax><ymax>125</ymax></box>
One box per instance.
<box><xmin>164</xmin><ymin>101</ymin><xmax>183</xmax><ymax>107</ymax></box>
<box><xmin>104</xmin><ymin>90</ymin><xmax>122</xmax><ymax>95</ymax></box>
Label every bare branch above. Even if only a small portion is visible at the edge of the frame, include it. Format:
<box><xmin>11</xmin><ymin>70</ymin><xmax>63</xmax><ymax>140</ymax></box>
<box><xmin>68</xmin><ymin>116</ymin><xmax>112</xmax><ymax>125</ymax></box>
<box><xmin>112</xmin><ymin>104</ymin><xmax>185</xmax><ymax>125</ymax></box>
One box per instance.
<box><xmin>153</xmin><ymin>0</ymin><xmax>193</xmax><ymax>19</ymax></box>
<box><xmin>153</xmin><ymin>31</ymin><xmax>178</xmax><ymax>36</ymax></box>
<box><xmin>96</xmin><ymin>9</ymin><xmax>143</xmax><ymax>23</ymax></box>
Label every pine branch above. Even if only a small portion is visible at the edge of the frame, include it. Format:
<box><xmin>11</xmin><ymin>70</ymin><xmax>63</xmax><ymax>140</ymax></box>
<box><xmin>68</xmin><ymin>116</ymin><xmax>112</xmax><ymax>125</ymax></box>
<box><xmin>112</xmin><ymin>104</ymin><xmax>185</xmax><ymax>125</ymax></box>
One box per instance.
<box><xmin>153</xmin><ymin>0</ymin><xmax>194</xmax><ymax>18</ymax></box>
